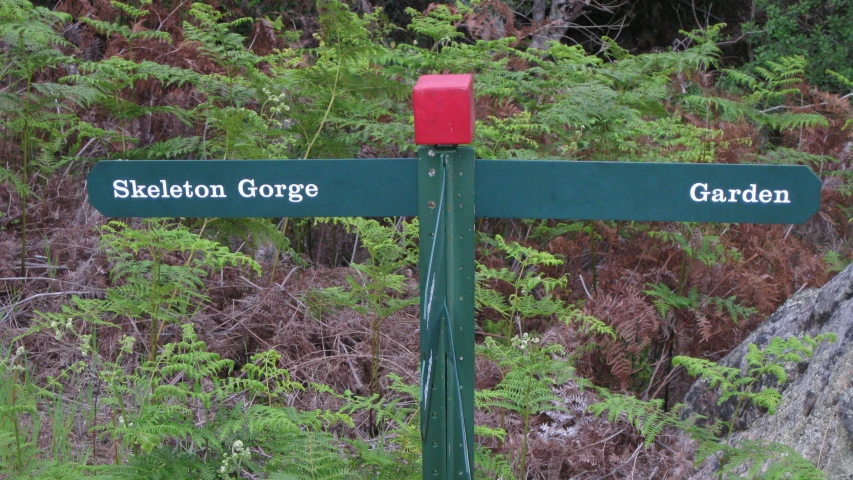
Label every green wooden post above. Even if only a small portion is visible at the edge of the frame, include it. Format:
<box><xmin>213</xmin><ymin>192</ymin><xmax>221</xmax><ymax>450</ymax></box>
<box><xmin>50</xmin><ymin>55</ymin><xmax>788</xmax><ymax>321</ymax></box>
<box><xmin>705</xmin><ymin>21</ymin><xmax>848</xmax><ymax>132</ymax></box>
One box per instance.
<box><xmin>419</xmin><ymin>146</ymin><xmax>476</xmax><ymax>479</ymax></box>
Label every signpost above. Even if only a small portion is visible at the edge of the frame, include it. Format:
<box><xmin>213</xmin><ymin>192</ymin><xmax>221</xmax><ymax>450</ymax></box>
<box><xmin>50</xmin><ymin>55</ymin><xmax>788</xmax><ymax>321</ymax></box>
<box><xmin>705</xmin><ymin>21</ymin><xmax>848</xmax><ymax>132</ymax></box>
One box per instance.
<box><xmin>86</xmin><ymin>74</ymin><xmax>822</xmax><ymax>480</ymax></box>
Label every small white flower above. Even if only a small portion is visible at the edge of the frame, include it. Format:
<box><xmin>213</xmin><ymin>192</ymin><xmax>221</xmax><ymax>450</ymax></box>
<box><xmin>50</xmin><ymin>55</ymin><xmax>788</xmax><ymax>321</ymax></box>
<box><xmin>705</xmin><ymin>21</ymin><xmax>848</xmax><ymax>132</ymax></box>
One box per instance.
<box><xmin>15</xmin><ymin>346</ymin><xmax>24</xmax><ymax>356</ymax></box>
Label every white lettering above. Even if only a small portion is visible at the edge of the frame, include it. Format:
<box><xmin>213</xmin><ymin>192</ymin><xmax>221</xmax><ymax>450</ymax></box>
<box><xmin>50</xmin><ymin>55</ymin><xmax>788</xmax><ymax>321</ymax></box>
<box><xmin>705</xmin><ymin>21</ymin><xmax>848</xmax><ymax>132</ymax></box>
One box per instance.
<box><xmin>236</xmin><ymin>180</ymin><xmax>316</xmax><ymax>202</ymax></box>
<box><xmin>238</xmin><ymin>179</ymin><xmax>255</xmax><ymax>198</ymax></box>
<box><xmin>690</xmin><ymin>183</ymin><xmax>709</xmax><ymax>202</ymax></box>
<box><xmin>728</xmin><ymin>189</ymin><xmax>741</xmax><ymax>202</ymax></box>
<box><xmin>130</xmin><ymin>180</ymin><xmax>147</xmax><ymax>198</ymax></box>
<box><xmin>113</xmin><ymin>180</ymin><xmax>129</xmax><ymax>198</ymax></box>
<box><xmin>691</xmin><ymin>183</ymin><xmax>793</xmax><ymax>205</ymax></box>
<box><xmin>712</xmin><ymin>189</ymin><xmax>726</xmax><ymax>202</ymax></box>
<box><xmin>742</xmin><ymin>184</ymin><xmax>757</xmax><ymax>203</ymax></box>
<box><xmin>288</xmin><ymin>184</ymin><xmax>304</xmax><ymax>202</ymax></box>
<box><xmin>111</xmin><ymin>180</ymin><xmax>226</xmax><ymax>200</ymax></box>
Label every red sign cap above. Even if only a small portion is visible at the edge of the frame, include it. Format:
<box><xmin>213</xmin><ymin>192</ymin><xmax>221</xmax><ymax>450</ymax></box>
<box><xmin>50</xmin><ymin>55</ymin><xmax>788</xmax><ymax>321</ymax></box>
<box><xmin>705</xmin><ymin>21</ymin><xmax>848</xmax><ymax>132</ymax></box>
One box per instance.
<box><xmin>413</xmin><ymin>74</ymin><xmax>475</xmax><ymax>145</ymax></box>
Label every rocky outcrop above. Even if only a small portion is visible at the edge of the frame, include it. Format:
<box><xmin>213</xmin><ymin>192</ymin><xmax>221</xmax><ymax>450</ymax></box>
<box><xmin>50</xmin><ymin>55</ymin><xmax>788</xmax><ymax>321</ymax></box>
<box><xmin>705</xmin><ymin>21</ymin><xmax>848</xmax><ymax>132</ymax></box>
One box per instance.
<box><xmin>682</xmin><ymin>264</ymin><xmax>853</xmax><ymax>479</ymax></box>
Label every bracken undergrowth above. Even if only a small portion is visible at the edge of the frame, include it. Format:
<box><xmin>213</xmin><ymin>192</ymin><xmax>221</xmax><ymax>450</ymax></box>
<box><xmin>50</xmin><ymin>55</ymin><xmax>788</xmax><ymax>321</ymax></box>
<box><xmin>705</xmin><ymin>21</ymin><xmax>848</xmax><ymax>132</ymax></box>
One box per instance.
<box><xmin>1</xmin><ymin>0</ymin><xmax>852</xmax><ymax>478</ymax></box>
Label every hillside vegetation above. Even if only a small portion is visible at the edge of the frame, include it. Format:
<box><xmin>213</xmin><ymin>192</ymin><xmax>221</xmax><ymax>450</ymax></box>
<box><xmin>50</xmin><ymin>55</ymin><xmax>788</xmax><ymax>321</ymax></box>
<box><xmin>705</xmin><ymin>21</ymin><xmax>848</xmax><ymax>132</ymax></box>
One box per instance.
<box><xmin>1</xmin><ymin>1</ymin><xmax>851</xmax><ymax>478</ymax></box>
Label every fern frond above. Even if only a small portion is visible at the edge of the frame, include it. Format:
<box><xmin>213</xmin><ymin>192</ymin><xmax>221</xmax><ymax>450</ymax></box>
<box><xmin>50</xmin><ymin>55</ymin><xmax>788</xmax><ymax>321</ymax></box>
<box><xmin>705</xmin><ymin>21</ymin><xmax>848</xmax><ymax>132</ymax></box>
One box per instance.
<box><xmin>755</xmin><ymin>147</ymin><xmax>837</xmax><ymax>168</ymax></box>
<box><xmin>6</xmin><ymin>460</ymin><xmax>86</xmax><ymax>480</ymax></box>
<box><xmin>720</xmin><ymin>440</ymin><xmax>825</xmax><ymax>480</ymax></box>
<box><xmin>589</xmin><ymin>391</ymin><xmax>694</xmax><ymax>447</ymax></box>
<box><xmin>762</xmin><ymin>111</ymin><xmax>830</xmax><ymax>130</ymax></box>
<box><xmin>643</xmin><ymin>282</ymin><xmax>693</xmax><ymax>318</ymax></box>
<box><xmin>94</xmin><ymin>446</ymin><xmax>216</xmax><ymax>480</ymax></box>
<box><xmin>125</xmin><ymin>137</ymin><xmax>201</xmax><ymax>160</ymax></box>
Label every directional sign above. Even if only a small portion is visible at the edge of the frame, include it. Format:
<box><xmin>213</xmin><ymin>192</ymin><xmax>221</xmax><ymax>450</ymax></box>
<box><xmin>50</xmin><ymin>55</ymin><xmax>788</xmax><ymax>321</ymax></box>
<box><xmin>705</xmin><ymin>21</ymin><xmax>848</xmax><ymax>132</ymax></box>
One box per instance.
<box><xmin>86</xmin><ymin>159</ymin><xmax>417</xmax><ymax>218</ymax></box>
<box><xmin>85</xmin><ymin>73</ymin><xmax>825</xmax><ymax>480</ymax></box>
<box><xmin>88</xmin><ymin>159</ymin><xmax>820</xmax><ymax>224</ymax></box>
<box><xmin>476</xmin><ymin>160</ymin><xmax>821</xmax><ymax>224</ymax></box>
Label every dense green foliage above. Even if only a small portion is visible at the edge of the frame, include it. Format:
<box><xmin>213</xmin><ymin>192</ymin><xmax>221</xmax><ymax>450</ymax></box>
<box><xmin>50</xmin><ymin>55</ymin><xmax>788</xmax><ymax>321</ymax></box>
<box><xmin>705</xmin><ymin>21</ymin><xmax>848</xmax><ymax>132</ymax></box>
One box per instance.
<box><xmin>744</xmin><ymin>0</ymin><xmax>853</xmax><ymax>91</ymax></box>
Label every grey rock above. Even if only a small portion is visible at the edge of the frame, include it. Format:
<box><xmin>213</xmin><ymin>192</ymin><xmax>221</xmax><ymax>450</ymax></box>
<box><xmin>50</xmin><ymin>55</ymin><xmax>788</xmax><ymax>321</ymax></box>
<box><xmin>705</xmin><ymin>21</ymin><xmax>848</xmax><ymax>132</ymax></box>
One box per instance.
<box><xmin>682</xmin><ymin>263</ymin><xmax>853</xmax><ymax>479</ymax></box>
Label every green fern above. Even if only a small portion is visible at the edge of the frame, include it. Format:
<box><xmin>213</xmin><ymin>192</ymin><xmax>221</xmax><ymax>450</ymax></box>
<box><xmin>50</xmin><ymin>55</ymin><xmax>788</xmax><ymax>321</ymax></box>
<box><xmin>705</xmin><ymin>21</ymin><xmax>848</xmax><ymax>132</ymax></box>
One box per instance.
<box><xmin>205</xmin><ymin>217</ymin><xmax>295</xmax><ymax>267</ymax></box>
<box><xmin>686</xmin><ymin>56</ymin><xmax>830</xmax><ymax>131</ymax></box>
<box><xmin>476</xmin><ymin>234</ymin><xmax>581</xmax><ymax>340</ymax></box>
<box><xmin>306</xmin><ymin>217</ymin><xmax>418</xmax><ymax>413</ymax></box>
<box><xmin>674</xmin><ymin>334</ymin><xmax>835</xmax><ymax>477</ymax></box>
<box><xmin>315</xmin><ymin>374</ymin><xmax>421</xmax><ymax>479</ymax></box>
<box><xmin>183</xmin><ymin>3</ymin><xmax>258</xmax><ymax>106</ymax></box>
<box><xmin>65</xmin><ymin>57</ymin><xmax>196</xmax><ymax>156</ymax></box>
<box><xmin>477</xmin><ymin>335</ymin><xmax>575</xmax><ymax>478</ymax></box>
<box><xmin>405</xmin><ymin>4</ymin><xmax>464</xmax><ymax>49</ymax></box>
<box><xmin>5</xmin><ymin>459</ymin><xmax>88</xmax><ymax>480</ymax></box>
<box><xmin>823</xmin><ymin>250</ymin><xmax>852</xmax><ymax>273</ymax></box>
<box><xmin>0</xmin><ymin>167</ymin><xmax>29</xmax><ymax>218</ymax></box>
<box><xmin>524</xmin><ymin>220</ymin><xmax>586</xmax><ymax>244</ymax></box>
<box><xmin>288</xmin><ymin>1</ymin><xmax>408</xmax><ymax>159</ymax></box>
<box><xmin>674</xmin><ymin>335</ymin><xmax>834</xmax><ymax>416</ymax></box>
<box><xmin>717</xmin><ymin>440</ymin><xmax>825</xmax><ymax>480</ymax></box>
<box><xmin>644</xmin><ymin>225</ymin><xmax>755</xmax><ymax>333</ymax></box>
<box><xmin>274</xmin><ymin>431</ymin><xmax>357</xmax><ymax>480</ymax></box>
<box><xmin>155</xmin><ymin>324</ymin><xmax>235</xmax><ymax>409</ymax></box>
<box><xmin>94</xmin><ymin>446</ymin><xmax>217</xmax><ymax>480</ymax></box>
<box><xmin>229</xmin><ymin>349</ymin><xmax>304</xmax><ymax>406</ymax></box>
<box><xmin>0</xmin><ymin>0</ymin><xmax>96</xmax><ymax>273</ymax></box>
<box><xmin>0</xmin><ymin>347</ymin><xmax>41</xmax><ymax>473</ymax></box>
<box><xmin>475</xmin><ymin>111</ymin><xmax>543</xmax><ymax>159</ymax></box>
<box><xmin>589</xmin><ymin>391</ymin><xmax>702</xmax><ymax>447</ymax></box>
<box><xmin>124</xmin><ymin>136</ymin><xmax>203</xmax><ymax>160</ymax></box>
<box><xmin>96</xmin><ymin>220</ymin><xmax>260</xmax><ymax>362</ymax></box>
<box><xmin>474</xmin><ymin>445</ymin><xmax>515</xmax><ymax>480</ymax></box>
<box><xmin>80</xmin><ymin>0</ymin><xmax>171</xmax><ymax>47</ymax></box>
